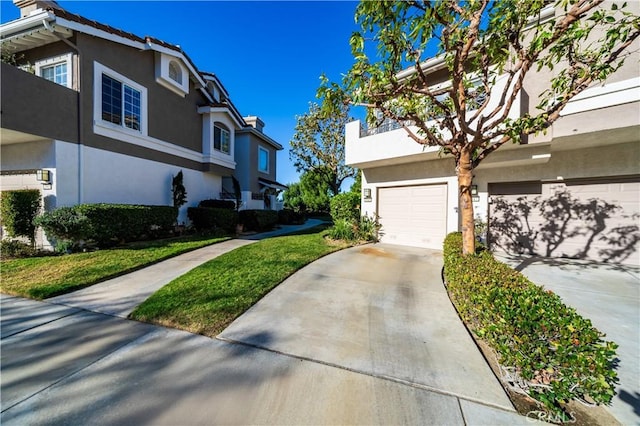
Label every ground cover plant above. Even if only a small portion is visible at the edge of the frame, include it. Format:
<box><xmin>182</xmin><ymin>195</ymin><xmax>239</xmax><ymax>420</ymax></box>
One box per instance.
<box><xmin>130</xmin><ymin>226</ymin><xmax>349</xmax><ymax>337</ymax></box>
<box><xmin>442</xmin><ymin>232</ymin><xmax>618</xmax><ymax>422</ymax></box>
<box><xmin>1</xmin><ymin>234</ymin><xmax>229</xmax><ymax>299</ymax></box>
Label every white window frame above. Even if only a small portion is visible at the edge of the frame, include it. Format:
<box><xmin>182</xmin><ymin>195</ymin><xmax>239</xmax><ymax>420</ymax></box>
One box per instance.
<box><xmin>258</xmin><ymin>146</ymin><xmax>269</xmax><ymax>173</ymax></box>
<box><xmin>214</xmin><ymin>123</ymin><xmax>231</xmax><ymax>155</ymax></box>
<box><xmin>155</xmin><ymin>52</ymin><xmax>189</xmax><ymax>97</ymax></box>
<box><xmin>93</xmin><ymin>61</ymin><xmax>148</xmax><ymax>136</ymax></box>
<box><xmin>35</xmin><ymin>53</ymin><xmax>72</xmax><ymax>88</ymax></box>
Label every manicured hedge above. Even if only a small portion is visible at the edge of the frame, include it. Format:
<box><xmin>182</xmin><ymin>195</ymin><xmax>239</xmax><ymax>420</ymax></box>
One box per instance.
<box><xmin>198</xmin><ymin>199</ymin><xmax>236</xmax><ymax>210</ymax></box>
<box><xmin>1</xmin><ymin>189</ymin><xmax>41</xmax><ymax>244</ymax></box>
<box><xmin>238</xmin><ymin>209</ymin><xmax>278</xmax><ymax>232</ymax></box>
<box><xmin>187</xmin><ymin>207</ymin><xmax>238</xmax><ymax>233</ymax></box>
<box><xmin>277</xmin><ymin>208</ymin><xmax>306</xmax><ymax>225</ymax></box>
<box><xmin>443</xmin><ymin>232</ymin><xmax>618</xmax><ymax>417</ymax></box>
<box><xmin>37</xmin><ymin>204</ymin><xmax>178</xmax><ymax>248</ymax></box>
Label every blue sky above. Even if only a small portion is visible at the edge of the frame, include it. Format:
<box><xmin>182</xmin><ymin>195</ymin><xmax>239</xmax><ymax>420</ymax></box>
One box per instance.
<box><xmin>0</xmin><ymin>0</ymin><xmax>362</xmax><ymax>187</ymax></box>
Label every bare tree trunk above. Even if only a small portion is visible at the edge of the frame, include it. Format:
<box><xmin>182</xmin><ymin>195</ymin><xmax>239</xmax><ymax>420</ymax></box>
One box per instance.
<box><xmin>458</xmin><ymin>149</ymin><xmax>476</xmax><ymax>255</ymax></box>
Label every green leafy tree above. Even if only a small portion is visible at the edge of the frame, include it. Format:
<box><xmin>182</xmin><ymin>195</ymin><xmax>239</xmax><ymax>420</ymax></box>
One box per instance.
<box><xmin>300</xmin><ymin>167</ymin><xmax>333</xmax><ymax>213</ymax></box>
<box><xmin>290</xmin><ymin>102</ymin><xmax>358</xmax><ymax>196</ymax></box>
<box><xmin>320</xmin><ymin>0</ymin><xmax>639</xmax><ymax>255</ymax></box>
<box><xmin>283</xmin><ymin>182</ymin><xmax>306</xmax><ymax>213</ymax></box>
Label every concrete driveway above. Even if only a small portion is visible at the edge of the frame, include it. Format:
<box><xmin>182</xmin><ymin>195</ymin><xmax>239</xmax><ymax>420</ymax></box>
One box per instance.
<box><xmin>495</xmin><ymin>253</ymin><xmax>640</xmax><ymax>426</ymax></box>
<box><xmin>2</xmin><ymin>244</ymin><xmax>545</xmax><ymax>425</ymax></box>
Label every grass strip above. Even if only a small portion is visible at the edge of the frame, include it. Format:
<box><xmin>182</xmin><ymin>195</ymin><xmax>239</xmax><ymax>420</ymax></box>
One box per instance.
<box><xmin>1</xmin><ymin>234</ymin><xmax>230</xmax><ymax>299</ymax></box>
<box><xmin>130</xmin><ymin>227</ymin><xmax>349</xmax><ymax>337</ymax></box>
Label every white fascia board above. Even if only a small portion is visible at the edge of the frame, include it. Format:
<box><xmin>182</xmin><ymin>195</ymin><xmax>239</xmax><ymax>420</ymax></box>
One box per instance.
<box><xmin>145</xmin><ymin>41</ymin><xmax>206</xmax><ymax>88</ymax></box>
<box><xmin>0</xmin><ymin>10</ymin><xmax>53</xmax><ymax>35</ymax></box>
<box><xmin>561</xmin><ymin>77</ymin><xmax>640</xmax><ymax>116</ymax></box>
<box><xmin>237</xmin><ymin>128</ymin><xmax>284</xmax><ymax>151</ymax></box>
<box><xmin>51</xmin><ymin>16</ymin><xmax>146</xmax><ymax>50</ymax></box>
<box><xmin>396</xmin><ymin>56</ymin><xmax>447</xmax><ymax>81</ymax></box>
<box><xmin>202</xmin><ymin>74</ymin><xmax>230</xmax><ymax>99</ymax></box>
<box><xmin>198</xmin><ymin>106</ymin><xmax>245</xmax><ymax>129</ymax></box>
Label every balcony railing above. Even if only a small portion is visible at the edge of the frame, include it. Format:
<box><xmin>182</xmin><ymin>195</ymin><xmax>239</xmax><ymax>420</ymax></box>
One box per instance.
<box><xmin>360</xmin><ymin>119</ymin><xmax>415</xmax><ymax>137</ymax></box>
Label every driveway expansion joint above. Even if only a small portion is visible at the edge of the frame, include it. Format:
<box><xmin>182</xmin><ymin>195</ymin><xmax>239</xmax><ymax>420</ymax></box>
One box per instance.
<box><xmin>215</xmin><ymin>334</ymin><xmax>517</xmax><ymax>414</ymax></box>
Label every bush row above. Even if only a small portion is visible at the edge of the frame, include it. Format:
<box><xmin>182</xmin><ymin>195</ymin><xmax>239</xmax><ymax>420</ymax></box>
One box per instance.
<box><xmin>442</xmin><ymin>232</ymin><xmax>618</xmax><ymax>417</ymax></box>
<box><xmin>187</xmin><ymin>207</ymin><xmax>238</xmax><ymax>233</ymax></box>
<box><xmin>188</xmin><ymin>207</ymin><xmax>286</xmax><ymax>233</ymax></box>
<box><xmin>37</xmin><ymin>204</ymin><xmax>178</xmax><ymax>249</ymax></box>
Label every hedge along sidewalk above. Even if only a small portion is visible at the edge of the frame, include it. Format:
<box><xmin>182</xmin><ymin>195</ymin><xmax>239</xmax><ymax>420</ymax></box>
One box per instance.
<box><xmin>130</xmin><ymin>225</ymin><xmax>350</xmax><ymax>337</ymax></box>
<box><xmin>45</xmin><ymin>219</ymin><xmax>327</xmax><ymax>318</ymax></box>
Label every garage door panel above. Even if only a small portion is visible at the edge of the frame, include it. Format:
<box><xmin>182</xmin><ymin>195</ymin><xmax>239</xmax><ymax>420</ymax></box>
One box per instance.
<box><xmin>378</xmin><ymin>184</ymin><xmax>447</xmax><ymax>249</ymax></box>
<box><xmin>490</xmin><ymin>180</ymin><xmax>640</xmax><ymax>265</ymax></box>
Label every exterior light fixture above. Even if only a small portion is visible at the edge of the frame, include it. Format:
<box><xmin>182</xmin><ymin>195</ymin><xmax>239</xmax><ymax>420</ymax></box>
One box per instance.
<box><xmin>470</xmin><ymin>185</ymin><xmax>478</xmax><ymax>195</ymax></box>
<box><xmin>36</xmin><ymin>169</ymin><xmax>51</xmax><ymax>183</ymax></box>
<box><xmin>363</xmin><ymin>188</ymin><xmax>372</xmax><ymax>202</ymax></box>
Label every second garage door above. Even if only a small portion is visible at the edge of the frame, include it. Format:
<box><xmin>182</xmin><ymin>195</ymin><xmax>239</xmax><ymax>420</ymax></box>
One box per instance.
<box><xmin>377</xmin><ymin>184</ymin><xmax>448</xmax><ymax>250</ymax></box>
<box><xmin>489</xmin><ymin>178</ymin><xmax>640</xmax><ymax>265</ymax></box>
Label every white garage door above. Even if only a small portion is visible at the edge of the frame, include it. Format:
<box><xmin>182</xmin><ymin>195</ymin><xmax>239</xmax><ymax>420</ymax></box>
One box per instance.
<box><xmin>489</xmin><ymin>178</ymin><xmax>640</xmax><ymax>265</ymax></box>
<box><xmin>377</xmin><ymin>184</ymin><xmax>448</xmax><ymax>249</ymax></box>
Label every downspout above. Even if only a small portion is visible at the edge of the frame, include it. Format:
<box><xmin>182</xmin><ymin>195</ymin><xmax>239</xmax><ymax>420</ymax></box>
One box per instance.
<box><xmin>43</xmin><ymin>19</ymin><xmax>83</xmax><ymax>204</ymax></box>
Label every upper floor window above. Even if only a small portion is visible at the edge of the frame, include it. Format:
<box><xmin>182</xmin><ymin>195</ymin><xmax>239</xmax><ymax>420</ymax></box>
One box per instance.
<box><xmin>214</xmin><ymin>123</ymin><xmax>230</xmax><ymax>154</ymax></box>
<box><xmin>155</xmin><ymin>53</ymin><xmax>189</xmax><ymax>97</ymax></box>
<box><xmin>168</xmin><ymin>60</ymin><xmax>182</xmax><ymax>84</ymax></box>
<box><xmin>94</xmin><ymin>62</ymin><xmax>147</xmax><ymax>134</ymax></box>
<box><xmin>35</xmin><ymin>53</ymin><xmax>72</xmax><ymax>88</ymax></box>
<box><xmin>102</xmin><ymin>74</ymin><xmax>141</xmax><ymax>131</ymax></box>
<box><xmin>258</xmin><ymin>146</ymin><xmax>269</xmax><ymax>173</ymax></box>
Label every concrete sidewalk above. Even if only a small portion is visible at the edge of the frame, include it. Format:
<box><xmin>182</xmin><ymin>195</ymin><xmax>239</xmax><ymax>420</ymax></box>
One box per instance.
<box><xmin>46</xmin><ymin>219</ymin><xmax>325</xmax><ymax>318</ymax></box>
<box><xmin>1</xmin><ymin>244</ymin><xmax>548</xmax><ymax>425</ymax></box>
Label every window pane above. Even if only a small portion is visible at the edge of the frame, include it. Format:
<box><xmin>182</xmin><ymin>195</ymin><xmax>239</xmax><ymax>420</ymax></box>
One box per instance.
<box><xmin>258</xmin><ymin>148</ymin><xmax>269</xmax><ymax>172</ymax></box>
<box><xmin>124</xmin><ymin>85</ymin><xmax>141</xmax><ymax>130</ymax></box>
<box><xmin>41</xmin><ymin>66</ymin><xmax>54</xmax><ymax>82</ymax></box>
<box><xmin>54</xmin><ymin>63</ymin><xmax>67</xmax><ymax>86</ymax></box>
<box><xmin>102</xmin><ymin>74</ymin><xmax>122</xmax><ymax>125</ymax></box>
<box><xmin>214</xmin><ymin>126</ymin><xmax>221</xmax><ymax>150</ymax></box>
<box><xmin>221</xmin><ymin>129</ymin><xmax>230</xmax><ymax>154</ymax></box>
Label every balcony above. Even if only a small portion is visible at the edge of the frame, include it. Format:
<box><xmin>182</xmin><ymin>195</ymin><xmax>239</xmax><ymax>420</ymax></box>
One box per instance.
<box><xmin>1</xmin><ymin>62</ymin><xmax>78</xmax><ymax>145</ymax></box>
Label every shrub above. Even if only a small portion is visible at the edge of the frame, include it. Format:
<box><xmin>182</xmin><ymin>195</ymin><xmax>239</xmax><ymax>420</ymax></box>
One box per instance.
<box><xmin>187</xmin><ymin>207</ymin><xmax>238</xmax><ymax>233</ymax></box>
<box><xmin>35</xmin><ymin>206</ymin><xmax>91</xmax><ymax>250</ymax></box>
<box><xmin>1</xmin><ymin>189</ymin><xmax>41</xmax><ymax>245</ymax></box>
<box><xmin>37</xmin><ymin>204</ymin><xmax>178</xmax><ymax>249</ymax></box>
<box><xmin>330</xmin><ymin>191</ymin><xmax>360</xmax><ymax>223</ymax></box>
<box><xmin>198</xmin><ymin>199</ymin><xmax>236</xmax><ymax>210</ymax></box>
<box><xmin>357</xmin><ymin>215</ymin><xmax>381</xmax><ymax>242</ymax></box>
<box><xmin>278</xmin><ymin>208</ymin><xmax>306</xmax><ymax>225</ymax></box>
<box><xmin>238</xmin><ymin>210</ymin><xmax>278</xmax><ymax>232</ymax></box>
<box><xmin>327</xmin><ymin>219</ymin><xmax>356</xmax><ymax>241</ymax></box>
<box><xmin>442</xmin><ymin>232</ymin><xmax>618</xmax><ymax>418</ymax></box>
<box><xmin>0</xmin><ymin>239</ymin><xmax>38</xmax><ymax>258</ymax></box>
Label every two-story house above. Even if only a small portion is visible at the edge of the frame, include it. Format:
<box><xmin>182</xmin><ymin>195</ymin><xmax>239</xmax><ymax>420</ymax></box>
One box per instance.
<box><xmin>0</xmin><ymin>0</ymin><xmax>284</xmax><ymax>246</ymax></box>
<box><xmin>345</xmin><ymin>4</ymin><xmax>639</xmax><ymax>265</ymax></box>
<box><xmin>232</xmin><ymin>116</ymin><xmax>286</xmax><ymax>210</ymax></box>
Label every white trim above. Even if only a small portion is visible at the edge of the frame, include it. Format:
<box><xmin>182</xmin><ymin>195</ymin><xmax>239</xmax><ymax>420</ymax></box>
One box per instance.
<box><xmin>154</xmin><ymin>52</ymin><xmax>189</xmax><ymax>97</ymax></box>
<box><xmin>93</xmin><ymin>61</ymin><xmax>148</xmax><ymax>135</ymax></box>
<box><xmin>561</xmin><ymin>77</ymin><xmax>640</xmax><ymax>116</ymax></box>
<box><xmin>34</xmin><ymin>52</ymin><xmax>72</xmax><ymax>88</ymax></box>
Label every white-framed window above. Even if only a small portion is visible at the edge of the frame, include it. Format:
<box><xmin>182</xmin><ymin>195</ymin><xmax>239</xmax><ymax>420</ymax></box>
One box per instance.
<box><xmin>214</xmin><ymin>123</ymin><xmax>230</xmax><ymax>154</ymax></box>
<box><xmin>258</xmin><ymin>146</ymin><xmax>269</xmax><ymax>173</ymax></box>
<box><xmin>94</xmin><ymin>62</ymin><xmax>147</xmax><ymax>134</ymax></box>
<box><xmin>155</xmin><ymin>52</ymin><xmax>189</xmax><ymax>97</ymax></box>
<box><xmin>35</xmin><ymin>53</ymin><xmax>72</xmax><ymax>88</ymax></box>
<box><xmin>168</xmin><ymin>60</ymin><xmax>182</xmax><ymax>84</ymax></box>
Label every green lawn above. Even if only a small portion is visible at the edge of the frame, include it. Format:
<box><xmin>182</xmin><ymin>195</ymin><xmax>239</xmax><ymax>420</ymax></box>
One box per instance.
<box><xmin>130</xmin><ymin>227</ymin><xmax>349</xmax><ymax>337</ymax></box>
<box><xmin>1</xmin><ymin>234</ymin><xmax>230</xmax><ymax>299</ymax></box>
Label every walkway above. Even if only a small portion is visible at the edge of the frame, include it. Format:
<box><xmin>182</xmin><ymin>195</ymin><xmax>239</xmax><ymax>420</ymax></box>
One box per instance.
<box><xmin>46</xmin><ymin>219</ymin><xmax>325</xmax><ymax>318</ymax></box>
